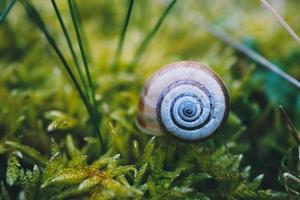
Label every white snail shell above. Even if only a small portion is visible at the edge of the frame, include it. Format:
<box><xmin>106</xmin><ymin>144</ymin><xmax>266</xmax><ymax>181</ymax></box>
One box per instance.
<box><xmin>136</xmin><ymin>61</ymin><xmax>229</xmax><ymax>141</ymax></box>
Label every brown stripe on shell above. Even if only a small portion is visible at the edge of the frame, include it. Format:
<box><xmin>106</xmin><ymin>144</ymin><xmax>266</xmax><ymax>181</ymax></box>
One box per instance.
<box><xmin>138</xmin><ymin>97</ymin><xmax>145</xmax><ymax>112</ymax></box>
<box><xmin>136</xmin><ymin>112</ymin><xmax>161</xmax><ymax>129</ymax></box>
<box><xmin>143</xmin><ymin>61</ymin><xmax>221</xmax><ymax>96</ymax></box>
<box><xmin>136</xmin><ymin>113</ymin><xmax>147</xmax><ymax>128</ymax></box>
<box><xmin>143</xmin><ymin>61</ymin><xmax>229</xmax><ymax>120</ymax></box>
<box><xmin>139</xmin><ymin>101</ymin><xmax>156</xmax><ymax>116</ymax></box>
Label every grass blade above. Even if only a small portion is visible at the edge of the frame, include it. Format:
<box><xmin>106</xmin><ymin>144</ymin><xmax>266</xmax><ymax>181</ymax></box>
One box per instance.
<box><xmin>72</xmin><ymin>0</ymin><xmax>91</xmax><ymax>63</ymax></box>
<box><xmin>0</xmin><ymin>0</ymin><xmax>16</xmax><ymax>25</ymax></box>
<box><xmin>279</xmin><ymin>106</ymin><xmax>300</xmax><ymax>145</ymax></box>
<box><xmin>186</xmin><ymin>12</ymin><xmax>300</xmax><ymax>89</ymax></box>
<box><xmin>261</xmin><ymin>0</ymin><xmax>300</xmax><ymax>46</ymax></box>
<box><xmin>112</xmin><ymin>0</ymin><xmax>135</xmax><ymax>70</ymax></box>
<box><xmin>128</xmin><ymin>0</ymin><xmax>177</xmax><ymax>71</ymax></box>
<box><xmin>20</xmin><ymin>0</ymin><xmax>104</xmax><ymax>151</ymax></box>
<box><xmin>51</xmin><ymin>0</ymin><xmax>89</xmax><ymax>98</ymax></box>
<box><xmin>68</xmin><ymin>0</ymin><xmax>96</xmax><ymax>107</ymax></box>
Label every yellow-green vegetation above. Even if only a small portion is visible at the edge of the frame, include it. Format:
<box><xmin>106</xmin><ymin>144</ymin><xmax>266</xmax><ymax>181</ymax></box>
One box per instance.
<box><xmin>0</xmin><ymin>0</ymin><xmax>299</xmax><ymax>199</ymax></box>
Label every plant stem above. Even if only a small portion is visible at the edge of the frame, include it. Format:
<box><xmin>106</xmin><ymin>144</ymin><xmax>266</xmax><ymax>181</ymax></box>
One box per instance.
<box><xmin>128</xmin><ymin>0</ymin><xmax>177</xmax><ymax>71</ymax></box>
<box><xmin>261</xmin><ymin>0</ymin><xmax>300</xmax><ymax>46</ymax></box>
<box><xmin>279</xmin><ymin>106</ymin><xmax>300</xmax><ymax>145</ymax></box>
<box><xmin>73</xmin><ymin>0</ymin><xmax>91</xmax><ymax>64</ymax></box>
<box><xmin>112</xmin><ymin>0</ymin><xmax>135</xmax><ymax>70</ymax></box>
<box><xmin>0</xmin><ymin>0</ymin><xmax>16</xmax><ymax>25</ymax></box>
<box><xmin>186</xmin><ymin>12</ymin><xmax>300</xmax><ymax>89</ymax></box>
<box><xmin>20</xmin><ymin>0</ymin><xmax>105</xmax><ymax>152</ymax></box>
<box><xmin>51</xmin><ymin>0</ymin><xmax>89</xmax><ymax>98</ymax></box>
<box><xmin>68</xmin><ymin>0</ymin><xmax>97</xmax><ymax>108</ymax></box>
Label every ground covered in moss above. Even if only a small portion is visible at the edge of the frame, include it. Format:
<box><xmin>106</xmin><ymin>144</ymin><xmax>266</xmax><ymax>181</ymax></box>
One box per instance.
<box><xmin>0</xmin><ymin>0</ymin><xmax>299</xmax><ymax>199</ymax></box>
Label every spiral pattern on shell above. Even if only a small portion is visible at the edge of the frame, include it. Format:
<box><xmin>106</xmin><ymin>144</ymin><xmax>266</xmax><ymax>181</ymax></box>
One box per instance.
<box><xmin>136</xmin><ymin>61</ymin><xmax>229</xmax><ymax>141</ymax></box>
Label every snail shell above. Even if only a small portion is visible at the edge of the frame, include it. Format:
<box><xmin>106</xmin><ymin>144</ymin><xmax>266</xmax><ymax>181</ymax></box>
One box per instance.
<box><xmin>136</xmin><ymin>61</ymin><xmax>229</xmax><ymax>141</ymax></box>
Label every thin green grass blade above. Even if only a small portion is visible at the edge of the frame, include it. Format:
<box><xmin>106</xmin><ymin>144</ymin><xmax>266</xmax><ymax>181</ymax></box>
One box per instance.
<box><xmin>128</xmin><ymin>0</ymin><xmax>177</xmax><ymax>71</ymax></box>
<box><xmin>0</xmin><ymin>0</ymin><xmax>16</xmax><ymax>25</ymax></box>
<box><xmin>72</xmin><ymin>0</ymin><xmax>91</xmax><ymax>63</ymax></box>
<box><xmin>51</xmin><ymin>0</ymin><xmax>89</xmax><ymax>98</ymax></box>
<box><xmin>68</xmin><ymin>0</ymin><xmax>103</xmax><ymax>148</ymax></box>
<box><xmin>20</xmin><ymin>0</ymin><xmax>90</xmax><ymax>112</ymax></box>
<box><xmin>68</xmin><ymin>0</ymin><xmax>97</xmax><ymax>108</ymax></box>
<box><xmin>112</xmin><ymin>0</ymin><xmax>135</xmax><ymax>70</ymax></box>
<box><xmin>279</xmin><ymin>106</ymin><xmax>300</xmax><ymax>145</ymax></box>
<box><xmin>20</xmin><ymin>0</ymin><xmax>105</xmax><ymax>151</ymax></box>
